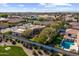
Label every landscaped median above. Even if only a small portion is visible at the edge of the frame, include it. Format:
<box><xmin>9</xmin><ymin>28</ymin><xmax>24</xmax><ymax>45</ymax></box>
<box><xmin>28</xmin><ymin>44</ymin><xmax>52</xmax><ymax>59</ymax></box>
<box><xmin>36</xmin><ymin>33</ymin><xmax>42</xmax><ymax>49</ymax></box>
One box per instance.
<box><xmin>0</xmin><ymin>46</ymin><xmax>27</xmax><ymax>56</ymax></box>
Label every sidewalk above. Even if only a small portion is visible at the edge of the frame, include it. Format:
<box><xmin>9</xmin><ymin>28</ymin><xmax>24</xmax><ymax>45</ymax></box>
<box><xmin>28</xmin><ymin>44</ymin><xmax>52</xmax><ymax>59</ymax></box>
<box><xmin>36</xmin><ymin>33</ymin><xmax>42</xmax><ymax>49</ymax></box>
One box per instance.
<box><xmin>0</xmin><ymin>41</ymin><xmax>49</xmax><ymax>56</ymax></box>
<box><xmin>16</xmin><ymin>43</ymin><xmax>34</xmax><ymax>56</ymax></box>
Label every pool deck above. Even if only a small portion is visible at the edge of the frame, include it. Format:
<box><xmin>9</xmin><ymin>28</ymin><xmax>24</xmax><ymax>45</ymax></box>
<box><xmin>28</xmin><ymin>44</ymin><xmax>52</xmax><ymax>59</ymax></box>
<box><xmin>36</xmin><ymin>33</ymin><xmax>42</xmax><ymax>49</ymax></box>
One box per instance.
<box><xmin>61</xmin><ymin>39</ymin><xmax>78</xmax><ymax>53</ymax></box>
<box><xmin>61</xmin><ymin>29</ymin><xmax>79</xmax><ymax>53</ymax></box>
<box><xmin>70</xmin><ymin>43</ymin><xmax>78</xmax><ymax>52</ymax></box>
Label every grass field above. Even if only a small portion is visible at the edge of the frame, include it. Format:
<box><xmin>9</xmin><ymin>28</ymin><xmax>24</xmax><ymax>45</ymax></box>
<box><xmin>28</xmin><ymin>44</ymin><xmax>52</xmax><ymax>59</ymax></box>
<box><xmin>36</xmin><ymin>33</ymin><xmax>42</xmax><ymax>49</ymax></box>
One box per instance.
<box><xmin>0</xmin><ymin>46</ymin><xmax>27</xmax><ymax>56</ymax></box>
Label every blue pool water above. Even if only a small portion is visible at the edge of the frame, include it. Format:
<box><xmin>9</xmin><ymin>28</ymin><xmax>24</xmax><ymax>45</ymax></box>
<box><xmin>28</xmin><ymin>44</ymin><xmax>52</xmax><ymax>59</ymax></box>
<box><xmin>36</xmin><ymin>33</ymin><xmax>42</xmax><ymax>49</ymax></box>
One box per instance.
<box><xmin>61</xmin><ymin>39</ymin><xmax>74</xmax><ymax>49</ymax></box>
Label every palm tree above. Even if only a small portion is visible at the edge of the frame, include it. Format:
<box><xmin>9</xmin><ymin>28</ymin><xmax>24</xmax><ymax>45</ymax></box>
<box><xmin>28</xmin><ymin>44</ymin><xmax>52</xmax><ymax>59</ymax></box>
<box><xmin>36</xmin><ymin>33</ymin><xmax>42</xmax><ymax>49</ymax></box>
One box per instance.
<box><xmin>12</xmin><ymin>41</ymin><xmax>16</xmax><ymax>45</ymax></box>
<box><xmin>21</xmin><ymin>41</ymin><xmax>23</xmax><ymax>44</ymax></box>
<box><xmin>5</xmin><ymin>39</ymin><xmax>8</xmax><ymax>42</ymax></box>
<box><xmin>3</xmin><ymin>35</ymin><xmax>9</xmax><ymax>42</ymax></box>
<box><xmin>0</xmin><ymin>38</ymin><xmax>2</xmax><ymax>42</ymax></box>
<box><xmin>17</xmin><ymin>40</ymin><xmax>20</xmax><ymax>43</ymax></box>
<box><xmin>10</xmin><ymin>39</ymin><xmax>13</xmax><ymax>42</ymax></box>
<box><xmin>50</xmin><ymin>52</ymin><xmax>60</xmax><ymax>56</ymax></box>
<box><xmin>32</xmin><ymin>50</ymin><xmax>38</xmax><ymax>56</ymax></box>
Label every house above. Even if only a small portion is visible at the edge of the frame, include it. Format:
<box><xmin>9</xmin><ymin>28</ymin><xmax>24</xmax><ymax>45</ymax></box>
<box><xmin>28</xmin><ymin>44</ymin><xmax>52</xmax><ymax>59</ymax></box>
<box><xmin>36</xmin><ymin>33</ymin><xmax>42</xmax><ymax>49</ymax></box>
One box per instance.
<box><xmin>64</xmin><ymin>14</ymin><xmax>77</xmax><ymax>22</ymax></box>
<box><xmin>0</xmin><ymin>18</ymin><xmax>9</xmax><ymax>22</ymax></box>
<box><xmin>58</xmin><ymin>29</ymin><xmax>66</xmax><ymax>35</ymax></box>
<box><xmin>69</xmin><ymin>22</ymin><xmax>79</xmax><ymax>30</ymax></box>
<box><xmin>61</xmin><ymin>29</ymin><xmax>79</xmax><ymax>53</ymax></box>
<box><xmin>8</xmin><ymin>17</ymin><xmax>24</xmax><ymax>23</ymax></box>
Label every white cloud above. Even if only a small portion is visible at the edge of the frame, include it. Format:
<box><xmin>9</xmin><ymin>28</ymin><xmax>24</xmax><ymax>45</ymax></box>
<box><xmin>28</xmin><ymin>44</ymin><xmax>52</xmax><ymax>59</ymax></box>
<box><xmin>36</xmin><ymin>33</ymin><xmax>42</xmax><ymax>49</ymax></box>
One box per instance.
<box><xmin>52</xmin><ymin>7</ymin><xmax>75</xmax><ymax>12</ymax></box>
<box><xmin>39</xmin><ymin>3</ymin><xmax>72</xmax><ymax>8</ymax></box>
<box><xmin>18</xmin><ymin>4</ymin><xmax>24</xmax><ymax>7</ymax></box>
<box><xmin>39</xmin><ymin>3</ymin><xmax>55</xmax><ymax>7</ymax></box>
<box><xmin>0</xmin><ymin>3</ymin><xmax>9</xmax><ymax>7</ymax></box>
<box><xmin>53</xmin><ymin>3</ymin><xmax>72</xmax><ymax>6</ymax></box>
<box><xmin>32</xmin><ymin>8</ymin><xmax>37</xmax><ymax>10</ymax></box>
<box><xmin>23</xmin><ymin>8</ymin><xmax>27</xmax><ymax>9</ymax></box>
<box><xmin>39</xmin><ymin>3</ymin><xmax>47</xmax><ymax>6</ymax></box>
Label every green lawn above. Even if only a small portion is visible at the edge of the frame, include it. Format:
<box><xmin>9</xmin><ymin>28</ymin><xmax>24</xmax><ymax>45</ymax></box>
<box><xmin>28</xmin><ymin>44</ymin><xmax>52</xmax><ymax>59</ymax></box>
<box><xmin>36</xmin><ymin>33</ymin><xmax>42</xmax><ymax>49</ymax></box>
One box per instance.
<box><xmin>0</xmin><ymin>46</ymin><xmax>27</xmax><ymax>56</ymax></box>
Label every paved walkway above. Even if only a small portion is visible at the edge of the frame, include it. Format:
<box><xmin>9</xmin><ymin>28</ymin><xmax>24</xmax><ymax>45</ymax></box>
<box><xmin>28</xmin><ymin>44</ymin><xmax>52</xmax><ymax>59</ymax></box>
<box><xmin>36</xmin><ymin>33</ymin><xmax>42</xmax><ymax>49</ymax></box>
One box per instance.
<box><xmin>16</xmin><ymin>43</ymin><xmax>34</xmax><ymax>56</ymax></box>
<box><xmin>16</xmin><ymin>43</ymin><xmax>49</xmax><ymax>56</ymax></box>
<box><xmin>0</xmin><ymin>41</ymin><xmax>33</xmax><ymax>56</ymax></box>
<box><xmin>0</xmin><ymin>41</ymin><xmax>12</xmax><ymax>46</ymax></box>
<box><xmin>0</xmin><ymin>41</ymin><xmax>49</xmax><ymax>56</ymax></box>
<box><xmin>6</xmin><ymin>35</ymin><xmax>77</xmax><ymax>56</ymax></box>
<box><xmin>39</xmin><ymin>50</ymin><xmax>48</xmax><ymax>56</ymax></box>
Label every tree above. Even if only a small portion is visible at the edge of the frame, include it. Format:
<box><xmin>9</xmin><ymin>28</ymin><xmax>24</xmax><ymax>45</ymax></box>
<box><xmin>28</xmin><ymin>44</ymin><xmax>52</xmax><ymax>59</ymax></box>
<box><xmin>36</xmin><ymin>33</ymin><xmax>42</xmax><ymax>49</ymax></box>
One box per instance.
<box><xmin>74</xmin><ymin>14</ymin><xmax>79</xmax><ymax>22</ymax></box>
<box><xmin>17</xmin><ymin>40</ymin><xmax>20</xmax><ymax>43</ymax></box>
<box><xmin>32</xmin><ymin>51</ymin><xmax>38</xmax><ymax>56</ymax></box>
<box><xmin>38</xmin><ymin>17</ymin><xmax>46</xmax><ymax>21</ymax></box>
<box><xmin>10</xmin><ymin>39</ymin><xmax>13</xmax><ymax>42</ymax></box>
<box><xmin>32</xmin><ymin>27</ymin><xmax>57</xmax><ymax>44</ymax></box>
<box><xmin>3</xmin><ymin>31</ymin><xmax>12</xmax><ymax>35</ymax></box>
<box><xmin>5</xmin><ymin>39</ymin><xmax>8</xmax><ymax>42</ymax></box>
<box><xmin>31</xmin><ymin>21</ymin><xmax>65</xmax><ymax>44</ymax></box>
<box><xmin>21</xmin><ymin>29</ymin><xmax>32</xmax><ymax>38</ymax></box>
<box><xmin>12</xmin><ymin>41</ymin><xmax>16</xmax><ymax>45</ymax></box>
<box><xmin>0</xmin><ymin>38</ymin><xmax>2</xmax><ymax>42</ymax></box>
<box><xmin>50</xmin><ymin>21</ymin><xmax>64</xmax><ymax>29</ymax></box>
<box><xmin>0</xmin><ymin>14</ymin><xmax>8</xmax><ymax>18</ymax></box>
<box><xmin>0</xmin><ymin>32</ymin><xmax>3</xmax><ymax>42</ymax></box>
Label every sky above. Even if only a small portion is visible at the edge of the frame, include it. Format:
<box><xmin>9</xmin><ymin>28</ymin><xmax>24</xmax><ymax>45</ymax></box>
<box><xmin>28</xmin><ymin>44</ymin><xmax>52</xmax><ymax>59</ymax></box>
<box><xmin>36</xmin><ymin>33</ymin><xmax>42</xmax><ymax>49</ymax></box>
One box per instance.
<box><xmin>0</xmin><ymin>3</ymin><xmax>79</xmax><ymax>12</ymax></box>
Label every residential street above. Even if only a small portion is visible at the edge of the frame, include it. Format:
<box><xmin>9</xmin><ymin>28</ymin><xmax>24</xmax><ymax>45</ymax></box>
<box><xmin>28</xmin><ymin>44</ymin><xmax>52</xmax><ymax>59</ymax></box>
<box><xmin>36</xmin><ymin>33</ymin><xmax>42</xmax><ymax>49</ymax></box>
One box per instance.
<box><xmin>4</xmin><ymin>34</ymin><xmax>78</xmax><ymax>56</ymax></box>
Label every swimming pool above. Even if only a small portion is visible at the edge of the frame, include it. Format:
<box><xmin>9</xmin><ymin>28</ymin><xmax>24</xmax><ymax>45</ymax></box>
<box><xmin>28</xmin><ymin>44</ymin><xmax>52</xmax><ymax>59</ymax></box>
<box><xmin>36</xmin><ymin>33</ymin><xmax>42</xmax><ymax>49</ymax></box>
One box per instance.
<box><xmin>61</xmin><ymin>39</ymin><xmax>74</xmax><ymax>49</ymax></box>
